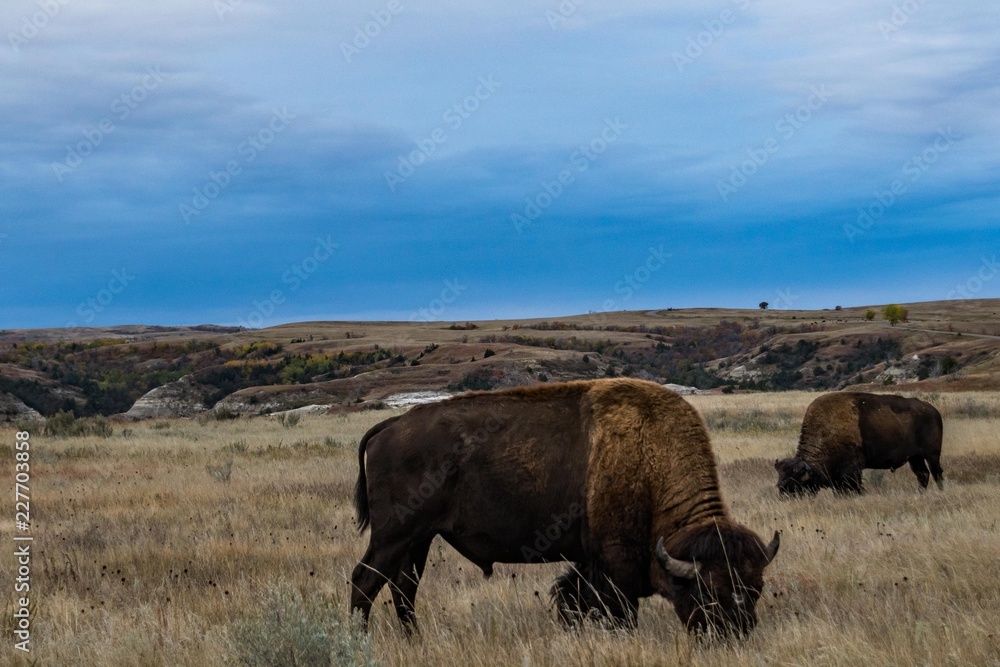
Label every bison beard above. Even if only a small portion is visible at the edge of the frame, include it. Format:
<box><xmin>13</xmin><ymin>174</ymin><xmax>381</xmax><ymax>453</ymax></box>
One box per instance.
<box><xmin>350</xmin><ymin>378</ymin><xmax>779</xmax><ymax>637</ymax></box>
<box><xmin>776</xmin><ymin>391</ymin><xmax>944</xmax><ymax>495</ymax></box>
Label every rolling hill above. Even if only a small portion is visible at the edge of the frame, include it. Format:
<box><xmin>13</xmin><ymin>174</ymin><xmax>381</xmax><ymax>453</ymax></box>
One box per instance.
<box><xmin>1</xmin><ymin>299</ymin><xmax>999</xmax><ymax>421</ymax></box>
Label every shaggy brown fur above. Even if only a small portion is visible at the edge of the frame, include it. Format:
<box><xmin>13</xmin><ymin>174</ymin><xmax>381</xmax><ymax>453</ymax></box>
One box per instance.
<box><xmin>776</xmin><ymin>392</ymin><xmax>944</xmax><ymax>495</ymax></box>
<box><xmin>351</xmin><ymin>378</ymin><xmax>779</xmax><ymax>637</ymax></box>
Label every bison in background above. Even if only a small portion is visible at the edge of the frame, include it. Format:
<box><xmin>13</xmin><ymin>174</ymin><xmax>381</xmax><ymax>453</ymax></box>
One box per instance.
<box><xmin>351</xmin><ymin>378</ymin><xmax>779</xmax><ymax>637</ymax></box>
<box><xmin>775</xmin><ymin>392</ymin><xmax>944</xmax><ymax>495</ymax></box>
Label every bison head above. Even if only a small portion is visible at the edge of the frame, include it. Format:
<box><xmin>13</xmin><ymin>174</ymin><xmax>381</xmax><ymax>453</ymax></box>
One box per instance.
<box><xmin>656</xmin><ymin>524</ymin><xmax>780</xmax><ymax>637</ymax></box>
<box><xmin>774</xmin><ymin>457</ymin><xmax>820</xmax><ymax>496</ymax></box>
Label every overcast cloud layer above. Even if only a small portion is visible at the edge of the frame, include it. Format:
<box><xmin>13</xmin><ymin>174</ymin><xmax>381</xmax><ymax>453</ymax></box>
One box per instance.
<box><xmin>1</xmin><ymin>0</ymin><xmax>998</xmax><ymax>328</ymax></box>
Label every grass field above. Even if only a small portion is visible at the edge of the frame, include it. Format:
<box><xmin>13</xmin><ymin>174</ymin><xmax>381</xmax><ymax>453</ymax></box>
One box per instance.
<box><xmin>2</xmin><ymin>391</ymin><xmax>999</xmax><ymax>666</ymax></box>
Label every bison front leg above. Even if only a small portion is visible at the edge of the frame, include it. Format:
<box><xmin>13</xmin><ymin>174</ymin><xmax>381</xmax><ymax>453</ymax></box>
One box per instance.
<box><xmin>550</xmin><ymin>560</ymin><xmax>640</xmax><ymax>629</ymax></box>
<box><xmin>829</xmin><ymin>456</ymin><xmax>865</xmax><ymax>494</ymax></box>
<box><xmin>593</xmin><ymin>549</ymin><xmax>642</xmax><ymax>629</ymax></box>
<box><xmin>551</xmin><ymin>564</ymin><xmax>596</xmax><ymax>626</ymax></box>
<box><xmin>599</xmin><ymin>575</ymin><xmax>640</xmax><ymax>629</ymax></box>
<box><xmin>832</xmin><ymin>468</ymin><xmax>864</xmax><ymax>495</ymax></box>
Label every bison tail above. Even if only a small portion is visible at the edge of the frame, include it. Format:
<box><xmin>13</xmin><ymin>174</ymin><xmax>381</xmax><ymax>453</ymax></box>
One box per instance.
<box><xmin>354</xmin><ymin>416</ymin><xmax>401</xmax><ymax>534</ymax></box>
<box><xmin>354</xmin><ymin>435</ymin><xmax>371</xmax><ymax>533</ymax></box>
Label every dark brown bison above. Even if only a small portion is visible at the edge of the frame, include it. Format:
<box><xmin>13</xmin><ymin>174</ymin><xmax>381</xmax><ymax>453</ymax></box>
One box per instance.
<box><xmin>351</xmin><ymin>378</ymin><xmax>779</xmax><ymax>637</ymax></box>
<box><xmin>775</xmin><ymin>392</ymin><xmax>943</xmax><ymax>495</ymax></box>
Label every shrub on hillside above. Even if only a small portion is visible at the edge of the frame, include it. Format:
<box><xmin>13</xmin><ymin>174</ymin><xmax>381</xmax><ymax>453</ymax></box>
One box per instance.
<box><xmin>43</xmin><ymin>411</ymin><xmax>82</xmax><ymax>437</ymax></box>
<box><xmin>843</xmin><ymin>337</ymin><xmax>901</xmax><ymax>371</ymax></box>
<box><xmin>198</xmin><ymin>406</ymin><xmax>240</xmax><ymax>424</ymax></box>
<box><xmin>89</xmin><ymin>415</ymin><xmax>114</xmax><ymax>438</ymax></box>
<box><xmin>917</xmin><ymin>355</ymin><xmax>963</xmax><ymax>380</ymax></box>
<box><xmin>206</xmin><ymin>459</ymin><xmax>233</xmax><ymax>483</ymax></box>
<box><xmin>278</xmin><ymin>412</ymin><xmax>301</xmax><ymax>428</ymax></box>
<box><xmin>761</xmin><ymin>339</ymin><xmax>820</xmax><ymax>370</ymax></box>
<box><xmin>704</xmin><ymin>408</ymin><xmax>798</xmax><ymax>432</ymax></box>
<box><xmin>227</xmin><ymin>585</ymin><xmax>376</xmax><ymax>667</ymax></box>
<box><xmin>42</xmin><ymin>411</ymin><xmax>114</xmax><ymax>438</ymax></box>
<box><xmin>951</xmin><ymin>400</ymin><xmax>998</xmax><ymax>419</ymax></box>
<box><xmin>448</xmin><ymin>370</ymin><xmax>499</xmax><ymax>392</ymax></box>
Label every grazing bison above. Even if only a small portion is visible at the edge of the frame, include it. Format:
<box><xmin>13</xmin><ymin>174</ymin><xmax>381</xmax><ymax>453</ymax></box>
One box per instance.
<box><xmin>351</xmin><ymin>378</ymin><xmax>780</xmax><ymax>637</ymax></box>
<box><xmin>775</xmin><ymin>392</ymin><xmax>943</xmax><ymax>495</ymax></box>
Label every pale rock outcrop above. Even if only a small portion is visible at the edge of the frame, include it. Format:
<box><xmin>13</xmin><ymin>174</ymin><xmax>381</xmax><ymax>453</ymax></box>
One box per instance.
<box><xmin>383</xmin><ymin>391</ymin><xmax>452</xmax><ymax>408</ymax></box>
<box><xmin>0</xmin><ymin>392</ymin><xmax>43</xmax><ymax>423</ymax></box>
<box><xmin>123</xmin><ymin>375</ymin><xmax>214</xmax><ymax>419</ymax></box>
<box><xmin>663</xmin><ymin>383</ymin><xmax>701</xmax><ymax>395</ymax></box>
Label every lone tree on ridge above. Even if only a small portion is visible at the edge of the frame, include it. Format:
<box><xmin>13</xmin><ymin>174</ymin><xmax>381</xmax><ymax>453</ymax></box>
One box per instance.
<box><xmin>881</xmin><ymin>304</ymin><xmax>908</xmax><ymax>326</ymax></box>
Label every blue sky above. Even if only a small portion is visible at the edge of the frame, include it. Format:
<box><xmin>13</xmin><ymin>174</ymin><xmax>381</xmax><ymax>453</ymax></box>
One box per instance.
<box><xmin>1</xmin><ymin>0</ymin><xmax>998</xmax><ymax>328</ymax></box>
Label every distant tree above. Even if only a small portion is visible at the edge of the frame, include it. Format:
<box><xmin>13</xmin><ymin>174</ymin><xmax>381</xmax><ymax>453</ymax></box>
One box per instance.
<box><xmin>835</xmin><ymin>305</ymin><xmax>842</xmax><ymax>311</ymax></box>
<box><xmin>881</xmin><ymin>304</ymin><xmax>908</xmax><ymax>326</ymax></box>
<box><xmin>865</xmin><ymin>309</ymin><xmax>876</xmax><ymax>321</ymax></box>
<box><xmin>759</xmin><ymin>302</ymin><xmax>769</xmax><ymax>310</ymax></box>
<box><xmin>940</xmin><ymin>356</ymin><xmax>959</xmax><ymax>375</ymax></box>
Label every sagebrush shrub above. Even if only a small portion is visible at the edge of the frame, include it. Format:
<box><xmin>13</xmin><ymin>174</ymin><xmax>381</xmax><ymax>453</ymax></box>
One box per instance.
<box><xmin>228</xmin><ymin>586</ymin><xmax>376</xmax><ymax>667</ymax></box>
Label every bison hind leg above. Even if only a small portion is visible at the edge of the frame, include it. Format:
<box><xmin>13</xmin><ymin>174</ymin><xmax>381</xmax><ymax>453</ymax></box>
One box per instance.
<box><xmin>908</xmin><ymin>456</ymin><xmax>931</xmax><ymax>490</ymax></box>
<box><xmin>351</xmin><ymin>541</ymin><xmax>410</xmax><ymax>628</ymax></box>
<box><xmin>550</xmin><ymin>563</ymin><xmax>635</xmax><ymax>629</ymax></box>
<box><xmin>928</xmin><ymin>455</ymin><xmax>945</xmax><ymax>490</ymax></box>
<box><xmin>389</xmin><ymin>537</ymin><xmax>433</xmax><ymax>635</ymax></box>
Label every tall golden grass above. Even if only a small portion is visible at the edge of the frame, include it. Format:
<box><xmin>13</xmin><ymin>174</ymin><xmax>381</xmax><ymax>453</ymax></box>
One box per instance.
<box><xmin>2</xmin><ymin>391</ymin><xmax>999</xmax><ymax>666</ymax></box>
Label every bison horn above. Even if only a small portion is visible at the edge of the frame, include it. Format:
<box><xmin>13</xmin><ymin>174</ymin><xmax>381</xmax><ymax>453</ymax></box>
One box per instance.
<box><xmin>763</xmin><ymin>531</ymin><xmax>780</xmax><ymax>565</ymax></box>
<box><xmin>656</xmin><ymin>537</ymin><xmax>699</xmax><ymax>580</ymax></box>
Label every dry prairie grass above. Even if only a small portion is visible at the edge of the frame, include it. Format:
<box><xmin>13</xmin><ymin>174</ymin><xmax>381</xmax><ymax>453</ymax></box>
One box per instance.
<box><xmin>1</xmin><ymin>393</ymin><xmax>999</xmax><ymax>666</ymax></box>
